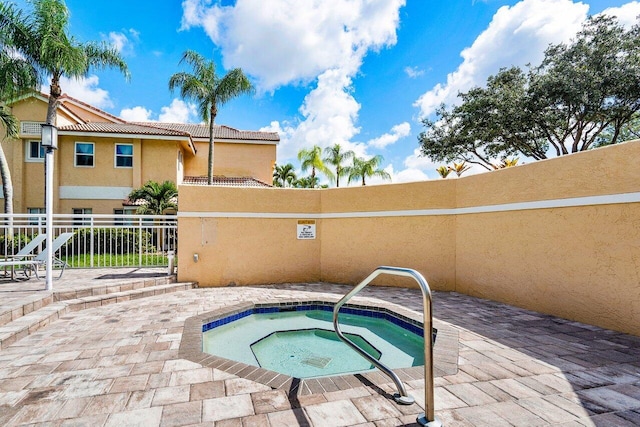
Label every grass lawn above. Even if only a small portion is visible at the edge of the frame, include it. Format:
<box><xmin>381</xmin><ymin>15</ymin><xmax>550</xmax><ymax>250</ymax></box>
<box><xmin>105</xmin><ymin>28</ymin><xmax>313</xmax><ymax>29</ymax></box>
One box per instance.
<box><xmin>61</xmin><ymin>253</ymin><xmax>169</xmax><ymax>268</ymax></box>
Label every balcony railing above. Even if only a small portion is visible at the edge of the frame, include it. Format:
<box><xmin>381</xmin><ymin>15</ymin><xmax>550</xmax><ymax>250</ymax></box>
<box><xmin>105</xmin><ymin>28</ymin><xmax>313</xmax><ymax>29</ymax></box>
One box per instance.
<box><xmin>1</xmin><ymin>214</ymin><xmax>177</xmax><ymax>269</ymax></box>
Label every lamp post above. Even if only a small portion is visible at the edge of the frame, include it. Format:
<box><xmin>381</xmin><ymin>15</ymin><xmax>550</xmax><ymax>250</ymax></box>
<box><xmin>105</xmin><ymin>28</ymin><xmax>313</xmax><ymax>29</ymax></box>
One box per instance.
<box><xmin>41</xmin><ymin>124</ymin><xmax>58</xmax><ymax>291</ymax></box>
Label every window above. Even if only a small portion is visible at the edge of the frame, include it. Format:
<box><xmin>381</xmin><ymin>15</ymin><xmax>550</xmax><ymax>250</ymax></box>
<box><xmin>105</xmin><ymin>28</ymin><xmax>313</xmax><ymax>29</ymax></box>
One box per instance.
<box><xmin>26</xmin><ymin>141</ymin><xmax>45</xmax><ymax>162</ymax></box>
<box><xmin>73</xmin><ymin>208</ymin><xmax>92</xmax><ymax>226</ymax></box>
<box><xmin>115</xmin><ymin>144</ymin><xmax>133</xmax><ymax>168</ymax></box>
<box><xmin>114</xmin><ymin>207</ymin><xmax>137</xmax><ymax>225</ymax></box>
<box><xmin>27</xmin><ymin>207</ymin><xmax>45</xmax><ymax>225</ymax></box>
<box><xmin>75</xmin><ymin>142</ymin><xmax>94</xmax><ymax>167</ymax></box>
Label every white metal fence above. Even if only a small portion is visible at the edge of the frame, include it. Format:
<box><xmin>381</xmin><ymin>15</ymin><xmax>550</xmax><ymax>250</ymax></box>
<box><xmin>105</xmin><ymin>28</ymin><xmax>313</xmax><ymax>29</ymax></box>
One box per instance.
<box><xmin>1</xmin><ymin>214</ymin><xmax>177</xmax><ymax>268</ymax></box>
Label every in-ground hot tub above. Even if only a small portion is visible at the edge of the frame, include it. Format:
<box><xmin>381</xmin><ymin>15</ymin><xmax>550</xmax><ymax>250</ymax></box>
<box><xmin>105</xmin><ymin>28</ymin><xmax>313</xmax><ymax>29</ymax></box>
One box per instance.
<box><xmin>179</xmin><ymin>298</ymin><xmax>458</xmax><ymax>396</ymax></box>
<box><xmin>202</xmin><ymin>302</ymin><xmax>426</xmax><ymax>378</ymax></box>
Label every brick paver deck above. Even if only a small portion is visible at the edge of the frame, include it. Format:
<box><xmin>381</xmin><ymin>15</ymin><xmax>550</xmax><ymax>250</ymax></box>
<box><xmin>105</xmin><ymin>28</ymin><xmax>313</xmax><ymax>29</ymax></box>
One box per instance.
<box><xmin>0</xmin><ymin>270</ymin><xmax>639</xmax><ymax>426</ymax></box>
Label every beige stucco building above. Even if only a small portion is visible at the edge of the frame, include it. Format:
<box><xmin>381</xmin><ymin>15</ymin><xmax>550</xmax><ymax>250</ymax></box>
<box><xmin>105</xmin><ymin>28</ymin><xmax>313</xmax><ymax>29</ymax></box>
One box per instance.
<box><xmin>1</xmin><ymin>93</ymin><xmax>279</xmax><ymax>215</ymax></box>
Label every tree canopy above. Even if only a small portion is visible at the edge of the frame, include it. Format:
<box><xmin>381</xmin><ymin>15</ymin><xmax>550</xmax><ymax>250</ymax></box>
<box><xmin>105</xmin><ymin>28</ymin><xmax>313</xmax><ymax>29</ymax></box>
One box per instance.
<box><xmin>1</xmin><ymin>0</ymin><xmax>127</xmax><ymax>225</ymax></box>
<box><xmin>128</xmin><ymin>181</ymin><xmax>178</xmax><ymax>215</ymax></box>
<box><xmin>0</xmin><ymin>0</ymin><xmax>129</xmax><ymax>124</ymax></box>
<box><xmin>169</xmin><ymin>50</ymin><xmax>254</xmax><ymax>185</ymax></box>
<box><xmin>418</xmin><ymin>15</ymin><xmax>640</xmax><ymax>170</ymax></box>
<box><xmin>297</xmin><ymin>145</ymin><xmax>333</xmax><ymax>183</ymax></box>
<box><xmin>323</xmin><ymin>144</ymin><xmax>354</xmax><ymax>187</ymax></box>
<box><xmin>347</xmin><ymin>155</ymin><xmax>391</xmax><ymax>186</ymax></box>
<box><xmin>272</xmin><ymin>163</ymin><xmax>297</xmax><ymax>187</ymax></box>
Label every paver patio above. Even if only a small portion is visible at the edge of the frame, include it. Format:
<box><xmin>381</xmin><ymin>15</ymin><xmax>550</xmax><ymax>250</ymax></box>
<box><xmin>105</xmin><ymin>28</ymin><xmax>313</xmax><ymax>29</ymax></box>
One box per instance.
<box><xmin>0</xmin><ymin>269</ymin><xmax>639</xmax><ymax>426</ymax></box>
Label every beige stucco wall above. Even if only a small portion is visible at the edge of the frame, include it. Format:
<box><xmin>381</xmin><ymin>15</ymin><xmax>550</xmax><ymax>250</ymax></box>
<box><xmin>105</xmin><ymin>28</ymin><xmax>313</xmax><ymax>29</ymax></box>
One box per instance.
<box><xmin>178</xmin><ymin>187</ymin><xmax>321</xmax><ymax>286</ymax></box>
<box><xmin>184</xmin><ymin>140</ymin><xmax>276</xmax><ymax>184</ymax></box>
<box><xmin>453</xmin><ymin>141</ymin><xmax>640</xmax><ymax>336</ymax></box>
<box><xmin>10</xmin><ymin>97</ymin><xmax>47</xmax><ymax>123</ymax></box>
<box><xmin>178</xmin><ymin>140</ymin><xmax>640</xmax><ymax>336</ymax></box>
<box><xmin>318</xmin><ymin>183</ymin><xmax>457</xmax><ymax>289</ymax></box>
<box><xmin>1</xmin><ymin>99</ymin><xmax>48</xmax><ymax>213</ymax></box>
<box><xmin>61</xmin><ymin>102</ymin><xmax>113</xmax><ymax>123</ymax></box>
<box><xmin>214</xmin><ymin>142</ymin><xmax>276</xmax><ymax>184</ymax></box>
<box><xmin>140</xmin><ymin>140</ymin><xmax>179</xmax><ymax>185</ymax></box>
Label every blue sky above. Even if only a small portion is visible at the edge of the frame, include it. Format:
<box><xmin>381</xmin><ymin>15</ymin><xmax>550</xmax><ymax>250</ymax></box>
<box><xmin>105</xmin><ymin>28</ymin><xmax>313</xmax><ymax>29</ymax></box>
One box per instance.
<box><xmin>20</xmin><ymin>0</ymin><xmax>640</xmax><ymax>184</ymax></box>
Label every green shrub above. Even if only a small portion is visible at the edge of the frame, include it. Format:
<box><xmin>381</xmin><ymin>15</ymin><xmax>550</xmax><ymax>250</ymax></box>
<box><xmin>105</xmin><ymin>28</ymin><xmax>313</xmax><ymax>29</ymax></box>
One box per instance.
<box><xmin>0</xmin><ymin>234</ymin><xmax>33</xmax><ymax>256</ymax></box>
<box><xmin>67</xmin><ymin>228</ymin><xmax>156</xmax><ymax>255</ymax></box>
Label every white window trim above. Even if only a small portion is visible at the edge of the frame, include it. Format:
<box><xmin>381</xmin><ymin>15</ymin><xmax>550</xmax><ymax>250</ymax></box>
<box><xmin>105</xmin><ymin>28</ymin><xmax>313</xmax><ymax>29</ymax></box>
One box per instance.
<box><xmin>114</xmin><ymin>207</ymin><xmax>138</xmax><ymax>214</ymax></box>
<box><xmin>72</xmin><ymin>208</ymin><xmax>93</xmax><ymax>226</ymax></box>
<box><xmin>74</xmin><ymin>142</ymin><xmax>95</xmax><ymax>168</ymax></box>
<box><xmin>114</xmin><ymin>143</ymin><xmax>133</xmax><ymax>168</ymax></box>
<box><xmin>25</xmin><ymin>140</ymin><xmax>44</xmax><ymax>163</ymax></box>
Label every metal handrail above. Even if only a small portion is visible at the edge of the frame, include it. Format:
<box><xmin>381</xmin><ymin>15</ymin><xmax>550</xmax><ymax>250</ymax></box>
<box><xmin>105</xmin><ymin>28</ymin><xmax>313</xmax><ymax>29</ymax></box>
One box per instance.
<box><xmin>332</xmin><ymin>266</ymin><xmax>442</xmax><ymax>427</ymax></box>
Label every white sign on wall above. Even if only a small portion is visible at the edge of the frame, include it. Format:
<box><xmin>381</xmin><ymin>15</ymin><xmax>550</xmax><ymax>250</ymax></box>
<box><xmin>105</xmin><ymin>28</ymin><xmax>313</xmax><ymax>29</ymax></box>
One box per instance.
<box><xmin>297</xmin><ymin>220</ymin><xmax>316</xmax><ymax>240</ymax></box>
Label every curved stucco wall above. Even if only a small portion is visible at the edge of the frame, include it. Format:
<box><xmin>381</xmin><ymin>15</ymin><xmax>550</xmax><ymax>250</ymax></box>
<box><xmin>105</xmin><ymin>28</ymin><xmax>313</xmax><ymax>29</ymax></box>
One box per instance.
<box><xmin>178</xmin><ymin>140</ymin><xmax>640</xmax><ymax>335</ymax></box>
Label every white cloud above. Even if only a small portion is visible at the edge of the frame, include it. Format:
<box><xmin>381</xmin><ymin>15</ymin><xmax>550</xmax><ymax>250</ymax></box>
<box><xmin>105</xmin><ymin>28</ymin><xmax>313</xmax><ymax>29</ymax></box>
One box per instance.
<box><xmin>367</xmin><ymin>122</ymin><xmax>410</xmax><ymax>149</ymax></box>
<box><xmin>119</xmin><ymin>106</ymin><xmax>153</xmax><ymax>122</ymax></box>
<box><xmin>600</xmin><ymin>1</ymin><xmax>640</xmax><ymax>27</ymax></box>
<box><xmin>381</xmin><ymin>164</ymin><xmax>430</xmax><ymax>184</ymax></box>
<box><xmin>159</xmin><ymin>99</ymin><xmax>198</xmax><ymax>123</ymax></box>
<box><xmin>118</xmin><ymin>99</ymin><xmax>198</xmax><ymax>123</ymax></box>
<box><xmin>413</xmin><ymin>0</ymin><xmax>588</xmax><ymax>118</ymax></box>
<box><xmin>104</xmin><ymin>29</ymin><xmax>139</xmax><ymax>55</ymax></box>
<box><xmin>404</xmin><ymin>66</ymin><xmax>424</xmax><ymax>78</ymax></box>
<box><xmin>59</xmin><ymin>75</ymin><xmax>113</xmax><ymax>109</ymax></box>
<box><xmin>181</xmin><ymin>0</ymin><xmax>405</xmax><ymax>91</ymax></box>
<box><xmin>263</xmin><ymin>69</ymin><xmax>368</xmax><ymax>164</ymax></box>
<box><xmin>182</xmin><ymin>0</ymin><xmax>407</xmax><ymax>181</ymax></box>
<box><xmin>108</xmin><ymin>32</ymin><xmax>128</xmax><ymax>52</ymax></box>
<box><xmin>403</xmin><ymin>147</ymin><xmax>439</xmax><ymax>171</ymax></box>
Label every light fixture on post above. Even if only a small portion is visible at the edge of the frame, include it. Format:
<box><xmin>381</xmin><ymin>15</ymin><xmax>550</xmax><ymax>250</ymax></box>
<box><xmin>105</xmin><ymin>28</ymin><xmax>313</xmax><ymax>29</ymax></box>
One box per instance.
<box><xmin>41</xmin><ymin>123</ymin><xmax>58</xmax><ymax>149</ymax></box>
<box><xmin>41</xmin><ymin>123</ymin><xmax>58</xmax><ymax>292</ymax></box>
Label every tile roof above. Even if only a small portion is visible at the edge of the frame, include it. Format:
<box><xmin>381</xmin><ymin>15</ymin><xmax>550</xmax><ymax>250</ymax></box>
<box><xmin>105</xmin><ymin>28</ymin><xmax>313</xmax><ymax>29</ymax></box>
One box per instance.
<box><xmin>136</xmin><ymin>122</ymin><xmax>280</xmax><ymax>141</ymax></box>
<box><xmin>58</xmin><ymin>122</ymin><xmax>191</xmax><ymax>137</ymax></box>
<box><xmin>15</xmin><ymin>92</ymin><xmax>278</xmax><ymax>142</ymax></box>
<box><xmin>182</xmin><ymin>176</ymin><xmax>272</xmax><ymax>187</ymax></box>
<box><xmin>122</xmin><ymin>197</ymin><xmax>178</xmax><ymax>207</ymax></box>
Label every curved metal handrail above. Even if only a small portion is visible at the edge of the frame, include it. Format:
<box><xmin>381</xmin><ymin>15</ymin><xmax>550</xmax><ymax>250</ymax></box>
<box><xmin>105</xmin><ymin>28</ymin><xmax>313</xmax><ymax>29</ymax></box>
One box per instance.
<box><xmin>332</xmin><ymin>266</ymin><xmax>442</xmax><ymax>427</ymax></box>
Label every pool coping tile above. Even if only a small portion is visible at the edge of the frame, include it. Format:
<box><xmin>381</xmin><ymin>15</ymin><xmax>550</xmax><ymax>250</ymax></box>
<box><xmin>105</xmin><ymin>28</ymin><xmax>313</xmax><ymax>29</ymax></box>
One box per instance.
<box><xmin>178</xmin><ymin>298</ymin><xmax>459</xmax><ymax>397</ymax></box>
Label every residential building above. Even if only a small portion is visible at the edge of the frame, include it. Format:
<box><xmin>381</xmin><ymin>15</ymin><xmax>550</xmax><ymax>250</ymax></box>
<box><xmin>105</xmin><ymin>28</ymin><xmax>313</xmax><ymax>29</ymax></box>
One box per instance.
<box><xmin>1</xmin><ymin>93</ymin><xmax>278</xmax><ymax>215</ymax></box>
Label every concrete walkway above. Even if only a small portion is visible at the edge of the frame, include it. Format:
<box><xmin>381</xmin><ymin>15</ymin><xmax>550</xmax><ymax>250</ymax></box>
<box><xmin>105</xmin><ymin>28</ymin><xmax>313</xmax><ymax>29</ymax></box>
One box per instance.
<box><xmin>0</xmin><ymin>270</ymin><xmax>639</xmax><ymax>426</ymax></box>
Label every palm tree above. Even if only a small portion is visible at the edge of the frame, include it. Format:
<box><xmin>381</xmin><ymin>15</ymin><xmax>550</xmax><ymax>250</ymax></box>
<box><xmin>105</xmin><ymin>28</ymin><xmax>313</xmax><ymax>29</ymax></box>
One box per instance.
<box><xmin>127</xmin><ymin>181</ymin><xmax>178</xmax><ymax>215</ymax></box>
<box><xmin>323</xmin><ymin>144</ymin><xmax>354</xmax><ymax>187</ymax></box>
<box><xmin>297</xmin><ymin>145</ymin><xmax>333</xmax><ymax>184</ymax></box>
<box><xmin>272</xmin><ymin>163</ymin><xmax>297</xmax><ymax>187</ymax></box>
<box><xmin>292</xmin><ymin>176</ymin><xmax>328</xmax><ymax>188</ymax></box>
<box><xmin>0</xmin><ymin>0</ymin><xmax>130</xmax><ymax>125</ymax></box>
<box><xmin>347</xmin><ymin>155</ymin><xmax>391</xmax><ymax>186</ymax></box>
<box><xmin>1</xmin><ymin>4</ymin><xmax>39</xmax><ymax>233</ymax></box>
<box><xmin>169</xmin><ymin>50</ymin><xmax>254</xmax><ymax>185</ymax></box>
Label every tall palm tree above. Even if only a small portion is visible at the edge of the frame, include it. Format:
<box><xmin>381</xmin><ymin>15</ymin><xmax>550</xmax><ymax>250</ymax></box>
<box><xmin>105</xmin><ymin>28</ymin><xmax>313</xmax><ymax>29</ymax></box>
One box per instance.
<box><xmin>298</xmin><ymin>145</ymin><xmax>333</xmax><ymax>185</ymax></box>
<box><xmin>0</xmin><ymin>0</ymin><xmax>130</xmax><ymax>125</ymax></box>
<box><xmin>169</xmin><ymin>50</ymin><xmax>254</xmax><ymax>185</ymax></box>
<box><xmin>293</xmin><ymin>175</ymin><xmax>321</xmax><ymax>188</ymax></box>
<box><xmin>128</xmin><ymin>181</ymin><xmax>178</xmax><ymax>215</ymax></box>
<box><xmin>347</xmin><ymin>155</ymin><xmax>391</xmax><ymax>186</ymax></box>
<box><xmin>323</xmin><ymin>144</ymin><xmax>354</xmax><ymax>187</ymax></box>
<box><xmin>1</xmin><ymin>4</ymin><xmax>39</xmax><ymax>231</ymax></box>
<box><xmin>272</xmin><ymin>163</ymin><xmax>297</xmax><ymax>187</ymax></box>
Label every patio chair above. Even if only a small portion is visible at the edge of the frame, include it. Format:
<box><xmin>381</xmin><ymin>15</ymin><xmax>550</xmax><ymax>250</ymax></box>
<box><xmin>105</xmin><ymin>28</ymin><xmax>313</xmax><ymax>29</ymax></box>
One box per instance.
<box><xmin>24</xmin><ymin>232</ymin><xmax>74</xmax><ymax>280</ymax></box>
<box><xmin>0</xmin><ymin>234</ymin><xmax>47</xmax><ymax>279</ymax></box>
